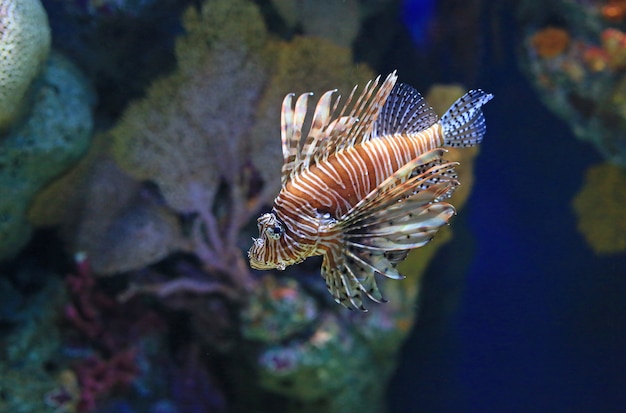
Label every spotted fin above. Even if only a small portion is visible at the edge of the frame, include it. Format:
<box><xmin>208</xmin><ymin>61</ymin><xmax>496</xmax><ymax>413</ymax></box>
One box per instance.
<box><xmin>373</xmin><ymin>82</ymin><xmax>438</xmax><ymax>137</ymax></box>
<box><xmin>440</xmin><ymin>89</ymin><xmax>493</xmax><ymax>147</ymax></box>
<box><xmin>320</xmin><ymin>149</ymin><xmax>458</xmax><ymax>310</ymax></box>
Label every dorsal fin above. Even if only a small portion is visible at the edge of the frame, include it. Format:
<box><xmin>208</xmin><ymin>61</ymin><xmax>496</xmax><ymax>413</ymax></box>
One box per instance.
<box><xmin>324</xmin><ymin>72</ymin><xmax>398</xmax><ymax>156</ymax></box>
<box><xmin>280</xmin><ymin>92</ymin><xmax>312</xmax><ymax>184</ymax></box>
<box><xmin>373</xmin><ymin>82</ymin><xmax>438</xmax><ymax>138</ymax></box>
<box><xmin>300</xmin><ymin>89</ymin><xmax>337</xmax><ymax>169</ymax></box>
<box><xmin>280</xmin><ymin>72</ymin><xmax>399</xmax><ymax>184</ymax></box>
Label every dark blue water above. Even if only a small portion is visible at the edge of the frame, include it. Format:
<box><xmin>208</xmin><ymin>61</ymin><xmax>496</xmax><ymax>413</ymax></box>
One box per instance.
<box><xmin>389</xmin><ymin>4</ymin><xmax>626</xmax><ymax>412</ymax></box>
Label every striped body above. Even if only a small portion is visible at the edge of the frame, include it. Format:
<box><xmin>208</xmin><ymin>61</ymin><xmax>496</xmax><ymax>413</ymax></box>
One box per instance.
<box><xmin>248</xmin><ymin>72</ymin><xmax>493</xmax><ymax>310</ymax></box>
<box><xmin>280</xmin><ymin>125</ymin><xmax>444</xmax><ymax>219</ymax></box>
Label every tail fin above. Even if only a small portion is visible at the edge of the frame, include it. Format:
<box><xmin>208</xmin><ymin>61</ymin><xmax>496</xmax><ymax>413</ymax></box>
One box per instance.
<box><xmin>440</xmin><ymin>89</ymin><xmax>493</xmax><ymax>147</ymax></box>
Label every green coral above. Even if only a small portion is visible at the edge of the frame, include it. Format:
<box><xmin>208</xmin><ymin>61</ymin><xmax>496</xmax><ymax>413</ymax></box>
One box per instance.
<box><xmin>0</xmin><ymin>276</ymin><xmax>71</xmax><ymax>413</ymax></box>
<box><xmin>573</xmin><ymin>162</ymin><xmax>626</xmax><ymax>254</ymax></box>
<box><xmin>241</xmin><ymin>276</ymin><xmax>318</xmax><ymax>342</ymax></box>
<box><xmin>0</xmin><ymin>52</ymin><xmax>94</xmax><ymax>260</ymax></box>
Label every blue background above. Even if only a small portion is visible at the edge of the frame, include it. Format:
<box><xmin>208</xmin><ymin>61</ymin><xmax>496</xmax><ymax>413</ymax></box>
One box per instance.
<box><xmin>389</xmin><ymin>2</ymin><xmax>626</xmax><ymax>412</ymax></box>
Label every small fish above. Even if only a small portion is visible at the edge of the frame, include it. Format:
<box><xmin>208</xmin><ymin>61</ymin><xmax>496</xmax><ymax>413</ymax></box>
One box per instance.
<box><xmin>248</xmin><ymin>72</ymin><xmax>492</xmax><ymax>311</ymax></box>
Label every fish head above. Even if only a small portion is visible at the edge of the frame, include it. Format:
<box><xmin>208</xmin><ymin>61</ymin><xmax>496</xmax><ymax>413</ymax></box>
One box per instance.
<box><xmin>248</xmin><ymin>212</ymin><xmax>291</xmax><ymax>271</ymax></box>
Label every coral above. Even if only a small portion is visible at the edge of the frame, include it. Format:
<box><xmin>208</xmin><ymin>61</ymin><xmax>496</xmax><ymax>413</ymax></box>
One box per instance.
<box><xmin>518</xmin><ymin>1</ymin><xmax>626</xmax><ymax>166</ymax></box>
<box><xmin>602</xmin><ymin>0</ymin><xmax>626</xmax><ymax>22</ymax></box>
<box><xmin>0</xmin><ymin>52</ymin><xmax>94</xmax><ymax>260</ymax></box>
<box><xmin>530</xmin><ymin>26</ymin><xmax>571</xmax><ymax>58</ymax></box>
<box><xmin>572</xmin><ymin>162</ymin><xmax>626</xmax><ymax>254</ymax></box>
<box><xmin>0</xmin><ymin>0</ymin><xmax>51</xmax><ymax>130</ymax></box>
<box><xmin>241</xmin><ymin>276</ymin><xmax>318</xmax><ymax>342</ymax></box>
<box><xmin>28</xmin><ymin>134</ymin><xmax>183</xmax><ymax>276</ymax></box>
<box><xmin>602</xmin><ymin>28</ymin><xmax>626</xmax><ymax>70</ymax></box>
<box><xmin>63</xmin><ymin>254</ymin><xmax>167</xmax><ymax>411</ymax></box>
<box><xmin>0</xmin><ymin>272</ymin><xmax>72</xmax><ymax>413</ymax></box>
<box><xmin>257</xmin><ymin>314</ymin><xmax>370</xmax><ymax>402</ymax></box>
<box><xmin>107</xmin><ymin>0</ymin><xmax>372</xmax><ymax>287</ymax></box>
<box><xmin>20</xmin><ymin>1</ymin><xmax>481</xmax><ymax>412</ymax></box>
<box><xmin>74</xmin><ymin>350</ymin><xmax>138</xmax><ymax>412</ymax></box>
<box><xmin>238</xmin><ymin>274</ymin><xmax>410</xmax><ymax>412</ymax></box>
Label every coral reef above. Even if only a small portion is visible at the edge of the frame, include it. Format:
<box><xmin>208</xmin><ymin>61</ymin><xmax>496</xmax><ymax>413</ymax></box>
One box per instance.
<box><xmin>0</xmin><ymin>271</ymin><xmax>75</xmax><ymax>413</ymax></box>
<box><xmin>518</xmin><ymin>0</ymin><xmax>626</xmax><ymax>165</ymax></box>
<box><xmin>0</xmin><ymin>0</ymin><xmax>484</xmax><ymax>412</ymax></box>
<box><xmin>0</xmin><ymin>0</ymin><xmax>51</xmax><ymax>131</ymax></box>
<box><xmin>0</xmin><ymin>52</ymin><xmax>94</xmax><ymax>260</ymax></box>
<box><xmin>63</xmin><ymin>254</ymin><xmax>168</xmax><ymax>412</ymax></box>
<box><xmin>573</xmin><ymin>162</ymin><xmax>626</xmax><ymax>254</ymax></box>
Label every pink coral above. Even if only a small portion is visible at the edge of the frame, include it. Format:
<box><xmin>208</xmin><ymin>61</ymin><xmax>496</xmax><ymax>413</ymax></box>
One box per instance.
<box><xmin>64</xmin><ymin>254</ymin><xmax>165</xmax><ymax>411</ymax></box>
<box><xmin>74</xmin><ymin>349</ymin><xmax>138</xmax><ymax>412</ymax></box>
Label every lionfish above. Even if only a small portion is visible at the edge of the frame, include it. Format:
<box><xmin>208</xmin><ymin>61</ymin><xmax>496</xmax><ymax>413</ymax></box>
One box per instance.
<box><xmin>248</xmin><ymin>72</ymin><xmax>492</xmax><ymax>310</ymax></box>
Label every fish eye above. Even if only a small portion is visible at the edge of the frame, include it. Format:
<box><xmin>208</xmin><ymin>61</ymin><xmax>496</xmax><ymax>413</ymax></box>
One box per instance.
<box><xmin>266</xmin><ymin>223</ymin><xmax>283</xmax><ymax>240</ymax></box>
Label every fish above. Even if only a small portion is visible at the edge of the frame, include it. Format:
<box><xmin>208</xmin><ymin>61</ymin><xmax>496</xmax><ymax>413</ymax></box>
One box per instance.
<box><xmin>248</xmin><ymin>71</ymin><xmax>493</xmax><ymax>311</ymax></box>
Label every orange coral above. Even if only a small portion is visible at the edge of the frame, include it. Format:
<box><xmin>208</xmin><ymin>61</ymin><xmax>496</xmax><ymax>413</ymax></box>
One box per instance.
<box><xmin>582</xmin><ymin>46</ymin><xmax>610</xmax><ymax>72</ymax></box>
<box><xmin>601</xmin><ymin>28</ymin><xmax>626</xmax><ymax>70</ymax></box>
<box><xmin>601</xmin><ymin>0</ymin><xmax>626</xmax><ymax>22</ymax></box>
<box><xmin>530</xmin><ymin>27</ymin><xmax>570</xmax><ymax>58</ymax></box>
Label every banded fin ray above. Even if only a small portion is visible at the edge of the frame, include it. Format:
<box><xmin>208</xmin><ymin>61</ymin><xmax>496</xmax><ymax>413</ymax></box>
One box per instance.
<box><xmin>280</xmin><ymin>92</ymin><xmax>312</xmax><ymax>184</ymax></box>
<box><xmin>300</xmin><ymin>89</ymin><xmax>337</xmax><ymax>169</ymax></box>
<box><xmin>280</xmin><ymin>72</ymin><xmax>400</xmax><ymax>184</ymax></box>
<box><xmin>373</xmin><ymin>82</ymin><xmax>438</xmax><ymax>138</ymax></box>
<box><xmin>330</xmin><ymin>72</ymin><xmax>398</xmax><ymax>153</ymax></box>
<box><xmin>320</xmin><ymin>149</ymin><xmax>458</xmax><ymax>310</ymax></box>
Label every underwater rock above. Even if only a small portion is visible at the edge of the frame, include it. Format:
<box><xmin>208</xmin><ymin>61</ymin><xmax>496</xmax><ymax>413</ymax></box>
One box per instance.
<box><xmin>573</xmin><ymin>162</ymin><xmax>626</xmax><ymax>254</ymax></box>
<box><xmin>0</xmin><ymin>0</ymin><xmax>51</xmax><ymax>131</ymax></box>
<box><xmin>518</xmin><ymin>0</ymin><xmax>626</xmax><ymax>166</ymax></box>
<box><xmin>0</xmin><ymin>52</ymin><xmax>94</xmax><ymax>260</ymax></box>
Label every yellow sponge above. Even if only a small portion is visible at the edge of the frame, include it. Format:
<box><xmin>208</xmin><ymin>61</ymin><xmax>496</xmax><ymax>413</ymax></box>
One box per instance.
<box><xmin>0</xmin><ymin>0</ymin><xmax>50</xmax><ymax>130</ymax></box>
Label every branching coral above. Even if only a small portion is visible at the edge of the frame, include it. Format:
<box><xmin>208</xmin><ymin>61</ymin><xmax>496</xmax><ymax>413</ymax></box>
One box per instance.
<box><xmin>64</xmin><ymin>254</ymin><xmax>166</xmax><ymax>411</ymax></box>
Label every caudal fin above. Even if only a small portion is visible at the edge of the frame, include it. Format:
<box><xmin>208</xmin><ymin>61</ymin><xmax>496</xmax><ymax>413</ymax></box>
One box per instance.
<box><xmin>440</xmin><ymin>89</ymin><xmax>493</xmax><ymax>147</ymax></box>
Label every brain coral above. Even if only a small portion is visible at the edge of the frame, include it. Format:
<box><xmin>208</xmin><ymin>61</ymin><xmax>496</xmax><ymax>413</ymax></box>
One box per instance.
<box><xmin>0</xmin><ymin>0</ymin><xmax>51</xmax><ymax>131</ymax></box>
<box><xmin>573</xmin><ymin>162</ymin><xmax>626</xmax><ymax>254</ymax></box>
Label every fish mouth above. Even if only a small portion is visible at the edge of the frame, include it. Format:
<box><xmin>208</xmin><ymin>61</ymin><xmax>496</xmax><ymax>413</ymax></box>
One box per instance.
<box><xmin>249</xmin><ymin>259</ymin><xmax>275</xmax><ymax>270</ymax></box>
<box><xmin>248</xmin><ymin>255</ymin><xmax>287</xmax><ymax>271</ymax></box>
